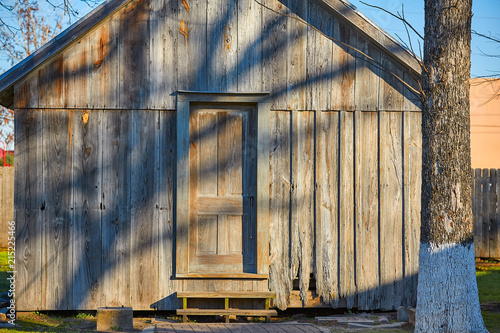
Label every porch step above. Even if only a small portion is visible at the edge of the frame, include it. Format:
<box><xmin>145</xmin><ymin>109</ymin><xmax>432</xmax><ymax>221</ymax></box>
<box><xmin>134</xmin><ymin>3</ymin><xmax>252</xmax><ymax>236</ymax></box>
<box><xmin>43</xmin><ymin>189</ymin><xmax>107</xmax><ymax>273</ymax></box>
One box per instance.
<box><xmin>176</xmin><ymin>291</ymin><xmax>276</xmax><ymax>323</ymax></box>
<box><xmin>177</xmin><ymin>291</ymin><xmax>276</xmax><ymax>299</ymax></box>
<box><xmin>177</xmin><ymin>309</ymin><xmax>278</xmax><ymax>316</ymax></box>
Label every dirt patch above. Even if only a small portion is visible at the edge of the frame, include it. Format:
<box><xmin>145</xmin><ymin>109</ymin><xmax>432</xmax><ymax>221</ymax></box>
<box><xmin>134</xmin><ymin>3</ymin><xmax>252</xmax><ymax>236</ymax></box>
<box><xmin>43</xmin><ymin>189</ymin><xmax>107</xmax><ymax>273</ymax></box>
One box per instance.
<box><xmin>476</xmin><ymin>258</ymin><xmax>500</xmax><ymax>271</ymax></box>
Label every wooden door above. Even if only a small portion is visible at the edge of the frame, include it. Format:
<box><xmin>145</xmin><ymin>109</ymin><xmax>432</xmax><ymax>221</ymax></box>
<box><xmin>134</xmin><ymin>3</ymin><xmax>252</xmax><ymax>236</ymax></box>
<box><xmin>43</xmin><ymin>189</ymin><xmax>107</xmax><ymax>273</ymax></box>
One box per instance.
<box><xmin>188</xmin><ymin>104</ymin><xmax>257</xmax><ymax>273</ymax></box>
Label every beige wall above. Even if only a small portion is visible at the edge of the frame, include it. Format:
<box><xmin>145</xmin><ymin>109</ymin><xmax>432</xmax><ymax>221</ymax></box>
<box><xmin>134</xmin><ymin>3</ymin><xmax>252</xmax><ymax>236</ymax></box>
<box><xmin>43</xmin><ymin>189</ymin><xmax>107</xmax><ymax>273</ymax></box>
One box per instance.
<box><xmin>470</xmin><ymin>78</ymin><xmax>500</xmax><ymax>169</ymax></box>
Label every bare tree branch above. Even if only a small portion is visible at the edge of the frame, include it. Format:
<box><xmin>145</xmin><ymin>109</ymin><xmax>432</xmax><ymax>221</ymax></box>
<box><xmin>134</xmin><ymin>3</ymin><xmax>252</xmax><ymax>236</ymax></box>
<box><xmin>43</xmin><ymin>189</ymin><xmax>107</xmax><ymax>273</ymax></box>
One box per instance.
<box><xmin>360</xmin><ymin>1</ymin><xmax>424</xmax><ymax>40</ymax></box>
<box><xmin>472</xmin><ymin>30</ymin><xmax>500</xmax><ymax>44</ymax></box>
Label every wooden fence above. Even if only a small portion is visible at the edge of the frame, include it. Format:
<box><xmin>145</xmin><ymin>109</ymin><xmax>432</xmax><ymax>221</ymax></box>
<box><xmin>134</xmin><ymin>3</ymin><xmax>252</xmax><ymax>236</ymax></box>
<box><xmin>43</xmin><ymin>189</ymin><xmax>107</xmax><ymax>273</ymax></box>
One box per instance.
<box><xmin>0</xmin><ymin>167</ymin><xmax>14</xmax><ymax>248</ymax></box>
<box><xmin>473</xmin><ymin>168</ymin><xmax>500</xmax><ymax>258</ymax></box>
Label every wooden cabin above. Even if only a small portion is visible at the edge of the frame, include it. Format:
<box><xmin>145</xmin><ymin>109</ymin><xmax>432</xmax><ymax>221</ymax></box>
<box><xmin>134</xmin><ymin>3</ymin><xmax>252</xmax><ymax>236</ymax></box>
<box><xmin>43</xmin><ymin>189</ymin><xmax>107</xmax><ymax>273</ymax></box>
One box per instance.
<box><xmin>0</xmin><ymin>0</ymin><xmax>423</xmax><ymax>312</ymax></box>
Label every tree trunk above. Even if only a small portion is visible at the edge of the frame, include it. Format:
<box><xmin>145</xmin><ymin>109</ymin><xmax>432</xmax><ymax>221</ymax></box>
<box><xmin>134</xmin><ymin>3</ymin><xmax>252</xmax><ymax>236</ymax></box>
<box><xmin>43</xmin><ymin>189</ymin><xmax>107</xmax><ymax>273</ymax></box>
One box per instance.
<box><xmin>416</xmin><ymin>0</ymin><xmax>487</xmax><ymax>332</ymax></box>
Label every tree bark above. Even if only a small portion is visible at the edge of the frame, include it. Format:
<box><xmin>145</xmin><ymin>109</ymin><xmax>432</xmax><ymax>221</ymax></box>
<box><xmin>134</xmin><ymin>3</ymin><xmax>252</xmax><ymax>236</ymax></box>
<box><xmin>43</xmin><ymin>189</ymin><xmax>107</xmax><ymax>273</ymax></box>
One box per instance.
<box><xmin>416</xmin><ymin>0</ymin><xmax>487</xmax><ymax>332</ymax></box>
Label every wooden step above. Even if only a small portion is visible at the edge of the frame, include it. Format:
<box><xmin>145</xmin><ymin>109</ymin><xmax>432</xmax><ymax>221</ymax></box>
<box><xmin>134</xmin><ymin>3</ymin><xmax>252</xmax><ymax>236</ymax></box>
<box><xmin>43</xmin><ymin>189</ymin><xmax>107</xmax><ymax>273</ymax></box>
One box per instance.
<box><xmin>177</xmin><ymin>291</ymin><xmax>277</xmax><ymax>323</ymax></box>
<box><xmin>177</xmin><ymin>291</ymin><xmax>276</xmax><ymax>299</ymax></box>
<box><xmin>177</xmin><ymin>309</ymin><xmax>277</xmax><ymax>316</ymax></box>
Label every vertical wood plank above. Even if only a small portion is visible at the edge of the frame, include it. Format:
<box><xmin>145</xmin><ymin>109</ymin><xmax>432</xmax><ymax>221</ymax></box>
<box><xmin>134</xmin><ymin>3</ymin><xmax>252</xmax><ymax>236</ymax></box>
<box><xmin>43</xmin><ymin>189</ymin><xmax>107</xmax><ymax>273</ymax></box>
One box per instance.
<box><xmin>14</xmin><ymin>73</ymin><xmax>39</xmax><ymax>108</ymax></box>
<box><xmin>156</xmin><ymin>111</ymin><xmax>177</xmax><ymax>310</ymax></box>
<box><xmin>149</xmin><ymin>0</ymin><xmax>178</xmax><ymax>109</ymax></box>
<box><xmin>338</xmin><ymin>110</ymin><xmax>355</xmax><ymax>308</ymax></box>
<box><xmin>218</xmin><ymin>112</ymin><xmax>229</xmax><ymax>256</ymax></box>
<box><xmin>262</xmin><ymin>0</ymin><xmax>288</xmax><ymax>110</ymax></box>
<box><xmin>331</xmin><ymin>18</ymin><xmax>355</xmax><ymax>111</ymax></box>
<box><xmin>120</xmin><ymin>0</ymin><xmax>150</xmax><ymax>109</ymax></box>
<box><xmin>72</xmin><ymin>110</ymin><xmax>102</xmax><ymax>309</ymax></box>
<box><xmin>315</xmin><ymin>111</ymin><xmax>339</xmax><ymax>307</ymax></box>
<box><xmin>473</xmin><ymin>168</ymin><xmax>482</xmax><ymax>257</ymax></box>
<box><xmin>410</xmin><ymin>112</ymin><xmax>421</xmax><ymax>306</ymax></box>
<box><xmin>314</xmin><ymin>110</ymin><xmax>323</xmax><ymax>303</ymax></box>
<box><xmin>290</xmin><ymin>109</ymin><xmax>299</xmax><ymax>280</ymax></box>
<box><xmin>296</xmin><ymin>111</ymin><xmax>314</xmax><ymax>304</ymax></box>
<box><xmin>177</xmin><ymin>0</ymin><xmax>189</xmax><ymax>91</ymax></box>
<box><xmin>237</xmin><ymin>0</ymin><xmax>262</xmax><ymax>92</ymax></box>
<box><xmin>403</xmin><ymin>111</ymin><xmax>421</xmax><ymax>307</ymax></box>
<box><xmin>187</xmin><ymin>0</ymin><xmax>207</xmax><ymax>90</ymax></box>
<box><xmin>39</xmin><ymin>56</ymin><xmax>64</xmax><ymax>108</ymax></box>
<box><xmin>14</xmin><ymin>109</ymin><xmax>43</xmax><ymax>311</ymax></box>
<box><xmin>403</xmin><ymin>71</ymin><xmax>422</xmax><ymax>112</ymax></box>
<box><xmin>306</xmin><ymin>1</ymin><xmax>333</xmax><ymax>111</ymax></box>
<box><xmin>379</xmin><ymin>111</ymin><xmax>404</xmax><ymax>310</ymax></box>
<box><xmin>130</xmin><ymin>110</ymin><xmax>159</xmax><ymax>309</ymax></box>
<box><xmin>286</xmin><ymin>0</ymin><xmax>307</xmax><ymax>110</ymax></box>
<box><xmin>354</xmin><ymin>36</ymin><xmax>380</xmax><ymax>111</ymax></box>
<box><xmin>481</xmin><ymin>168</ymin><xmax>490</xmax><ymax>257</ymax></box>
<box><xmin>256</xmin><ymin>103</ymin><xmax>270</xmax><ymax>275</ymax></box>
<box><xmin>207</xmin><ymin>0</ymin><xmax>238</xmax><ymax>91</ymax></box>
<box><xmin>489</xmin><ymin>170</ymin><xmax>497</xmax><ymax>258</ymax></box>
<box><xmin>63</xmin><ymin>37</ymin><xmax>89</xmax><ymax>108</ymax></box>
<box><xmin>176</xmin><ymin>101</ymin><xmax>190</xmax><ymax>274</ymax></box>
<box><xmin>355</xmin><ymin>111</ymin><xmax>379</xmax><ymax>310</ymax></box>
<box><xmin>492</xmin><ymin>169</ymin><xmax>500</xmax><ymax>258</ymax></box>
<box><xmin>88</xmin><ymin>23</ymin><xmax>111</xmax><ymax>109</ymax></box>
<box><xmin>107</xmin><ymin>13</ymin><xmax>121</xmax><ymax>109</ymax></box>
<box><xmin>269</xmin><ymin>110</ymin><xmax>292</xmax><ymax>310</ymax></box>
<box><xmin>43</xmin><ymin>109</ymin><xmax>73</xmax><ymax>310</ymax></box>
<box><xmin>188</xmin><ymin>108</ymin><xmax>200</xmax><ymax>269</ymax></box>
<box><xmin>378</xmin><ymin>55</ymin><xmax>404</xmax><ymax>111</ymax></box>
<box><xmin>101</xmin><ymin>110</ymin><xmax>132</xmax><ymax>307</ymax></box>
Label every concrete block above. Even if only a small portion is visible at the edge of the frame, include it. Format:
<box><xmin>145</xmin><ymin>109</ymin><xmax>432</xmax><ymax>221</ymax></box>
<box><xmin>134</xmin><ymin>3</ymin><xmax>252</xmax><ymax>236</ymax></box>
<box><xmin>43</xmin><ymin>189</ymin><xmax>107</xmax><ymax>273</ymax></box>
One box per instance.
<box><xmin>397</xmin><ymin>305</ymin><xmax>409</xmax><ymax>322</ymax></box>
<box><xmin>408</xmin><ymin>307</ymin><xmax>416</xmax><ymax>325</ymax></box>
<box><xmin>97</xmin><ymin>307</ymin><xmax>133</xmax><ymax>332</ymax></box>
<box><xmin>316</xmin><ymin>316</ymin><xmax>374</xmax><ymax>325</ymax></box>
<box><xmin>347</xmin><ymin>322</ymin><xmax>373</xmax><ymax>328</ymax></box>
<box><xmin>376</xmin><ymin>323</ymin><xmax>404</xmax><ymax>328</ymax></box>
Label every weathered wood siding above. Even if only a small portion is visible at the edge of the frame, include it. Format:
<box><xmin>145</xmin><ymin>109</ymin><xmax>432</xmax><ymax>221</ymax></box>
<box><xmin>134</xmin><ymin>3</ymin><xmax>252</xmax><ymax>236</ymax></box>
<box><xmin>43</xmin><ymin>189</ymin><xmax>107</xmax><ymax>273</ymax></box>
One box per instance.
<box><xmin>14</xmin><ymin>0</ymin><xmax>421</xmax><ymax>112</ymax></box>
<box><xmin>15</xmin><ymin>109</ymin><xmax>178</xmax><ymax>310</ymax></box>
<box><xmin>269</xmin><ymin>110</ymin><xmax>421</xmax><ymax>310</ymax></box>
<box><xmin>14</xmin><ymin>107</ymin><xmax>421</xmax><ymax>311</ymax></box>
<box><xmin>13</xmin><ymin>0</ymin><xmax>422</xmax><ymax>311</ymax></box>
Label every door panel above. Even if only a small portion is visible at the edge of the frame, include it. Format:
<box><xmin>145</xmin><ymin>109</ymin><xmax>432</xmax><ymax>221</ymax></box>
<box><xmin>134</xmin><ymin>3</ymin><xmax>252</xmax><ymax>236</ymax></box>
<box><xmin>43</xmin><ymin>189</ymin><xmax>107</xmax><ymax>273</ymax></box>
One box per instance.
<box><xmin>188</xmin><ymin>104</ymin><xmax>257</xmax><ymax>274</ymax></box>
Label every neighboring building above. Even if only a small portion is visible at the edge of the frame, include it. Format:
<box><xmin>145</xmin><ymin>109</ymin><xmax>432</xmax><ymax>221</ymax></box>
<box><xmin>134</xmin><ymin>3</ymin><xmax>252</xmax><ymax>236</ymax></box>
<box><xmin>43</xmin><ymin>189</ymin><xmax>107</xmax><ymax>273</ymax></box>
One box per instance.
<box><xmin>470</xmin><ymin>78</ymin><xmax>500</xmax><ymax>169</ymax></box>
<box><xmin>0</xmin><ymin>0</ymin><xmax>422</xmax><ymax>311</ymax></box>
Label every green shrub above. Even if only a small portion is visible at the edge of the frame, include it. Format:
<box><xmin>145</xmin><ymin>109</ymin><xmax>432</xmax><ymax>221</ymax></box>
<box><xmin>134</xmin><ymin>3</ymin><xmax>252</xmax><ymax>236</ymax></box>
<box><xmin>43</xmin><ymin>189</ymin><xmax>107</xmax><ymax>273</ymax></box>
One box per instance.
<box><xmin>0</xmin><ymin>153</ymin><xmax>13</xmax><ymax>166</ymax></box>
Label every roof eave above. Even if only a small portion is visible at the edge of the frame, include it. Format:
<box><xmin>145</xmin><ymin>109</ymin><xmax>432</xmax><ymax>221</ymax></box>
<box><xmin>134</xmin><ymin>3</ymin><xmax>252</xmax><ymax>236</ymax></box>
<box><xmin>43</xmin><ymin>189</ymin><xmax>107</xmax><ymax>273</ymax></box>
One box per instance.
<box><xmin>319</xmin><ymin>0</ymin><xmax>422</xmax><ymax>76</ymax></box>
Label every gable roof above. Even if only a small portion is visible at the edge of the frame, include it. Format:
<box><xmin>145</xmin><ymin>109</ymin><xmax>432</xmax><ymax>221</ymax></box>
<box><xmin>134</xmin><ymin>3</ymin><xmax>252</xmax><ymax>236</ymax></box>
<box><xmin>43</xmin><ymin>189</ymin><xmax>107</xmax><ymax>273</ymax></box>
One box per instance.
<box><xmin>0</xmin><ymin>0</ymin><xmax>422</xmax><ymax>109</ymax></box>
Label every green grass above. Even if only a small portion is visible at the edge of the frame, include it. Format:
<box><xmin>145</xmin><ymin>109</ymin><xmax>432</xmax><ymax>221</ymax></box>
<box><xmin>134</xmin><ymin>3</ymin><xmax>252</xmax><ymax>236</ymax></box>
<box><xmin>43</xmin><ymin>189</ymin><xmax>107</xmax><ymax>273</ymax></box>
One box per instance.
<box><xmin>0</xmin><ymin>249</ymin><xmax>13</xmax><ymax>291</ymax></box>
<box><xmin>482</xmin><ymin>310</ymin><xmax>500</xmax><ymax>333</ymax></box>
<box><xmin>477</xmin><ymin>271</ymin><xmax>500</xmax><ymax>302</ymax></box>
<box><xmin>477</xmin><ymin>270</ymin><xmax>500</xmax><ymax>332</ymax></box>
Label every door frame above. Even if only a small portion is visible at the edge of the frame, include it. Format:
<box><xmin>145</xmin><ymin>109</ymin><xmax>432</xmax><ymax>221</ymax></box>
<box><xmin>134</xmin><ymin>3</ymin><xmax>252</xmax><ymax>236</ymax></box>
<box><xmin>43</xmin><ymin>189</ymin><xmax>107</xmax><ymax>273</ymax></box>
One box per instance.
<box><xmin>175</xmin><ymin>91</ymin><xmax>270</xmax><ymax>279</ymax></box>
